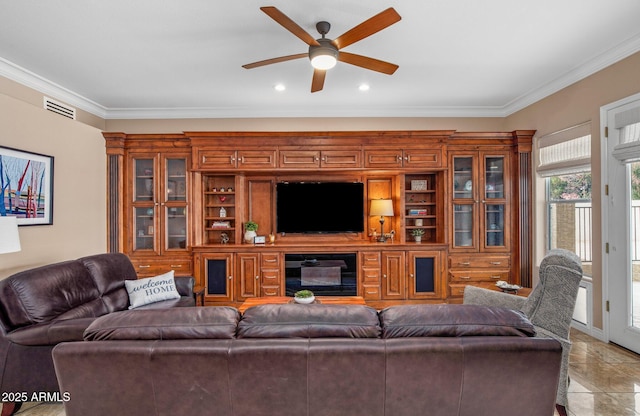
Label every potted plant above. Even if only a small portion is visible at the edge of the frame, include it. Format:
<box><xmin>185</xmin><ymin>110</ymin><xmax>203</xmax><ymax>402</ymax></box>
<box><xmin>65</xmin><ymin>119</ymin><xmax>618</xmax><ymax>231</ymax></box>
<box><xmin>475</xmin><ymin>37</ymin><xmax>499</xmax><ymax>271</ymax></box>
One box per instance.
<box><xmin>244</xmin><ymin>221</ymin><xmax>259</xmax><ymax>243</ymax></box>
<box><xmin>411</xmin><ymin>228</ymin><xmax>425</xmax><ymax>243</ymax></box>
<box><xmin>294</xmin><ymin>289</ymin><xmax>315</xmax><ymax>304</ymax></box>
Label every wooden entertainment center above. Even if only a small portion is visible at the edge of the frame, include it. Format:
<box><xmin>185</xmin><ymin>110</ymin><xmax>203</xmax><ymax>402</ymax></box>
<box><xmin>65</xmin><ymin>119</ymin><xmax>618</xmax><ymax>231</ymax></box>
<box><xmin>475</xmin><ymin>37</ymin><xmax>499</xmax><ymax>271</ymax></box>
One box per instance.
<box><xmin>104</xmin><ymin>130</ymin><xmax>534</xmax><ymax>309</ymax></box>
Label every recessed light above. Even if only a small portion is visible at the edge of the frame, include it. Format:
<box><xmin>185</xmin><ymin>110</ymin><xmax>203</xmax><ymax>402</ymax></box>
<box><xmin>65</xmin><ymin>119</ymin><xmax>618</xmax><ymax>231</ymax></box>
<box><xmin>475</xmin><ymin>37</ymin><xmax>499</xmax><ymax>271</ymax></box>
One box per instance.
<box><xmin>358</xmin><ymin>83</ymin><xmax>370</xmax><ymax>91</ymax></box>
<box><xmin>274</xmin><ymin>84</ymin><xmax>286</xmax><ymax>92</ymax></box>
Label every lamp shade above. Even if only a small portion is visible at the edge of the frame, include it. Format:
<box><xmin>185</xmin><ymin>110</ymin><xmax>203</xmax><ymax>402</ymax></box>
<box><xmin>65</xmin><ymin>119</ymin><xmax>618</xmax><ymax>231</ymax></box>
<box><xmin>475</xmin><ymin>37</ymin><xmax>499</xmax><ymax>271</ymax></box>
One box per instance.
<box><xmin>370</xmin><ymin>199</ymin><xmax>394</xmax><ymax>217</ymax></box>
<box><xmin>0</xmin><ymin>216</ymin><xmax>21</xmax><ymax>254</ymax></box>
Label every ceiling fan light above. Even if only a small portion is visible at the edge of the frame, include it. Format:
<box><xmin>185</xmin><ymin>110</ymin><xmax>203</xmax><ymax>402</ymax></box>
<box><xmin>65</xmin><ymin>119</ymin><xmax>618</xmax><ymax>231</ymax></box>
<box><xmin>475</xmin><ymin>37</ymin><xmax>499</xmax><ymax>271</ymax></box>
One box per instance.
<box><xmin>309</xmin><ymin>40</ymin><xmax>339</xmax><ymax>70</ymax></box>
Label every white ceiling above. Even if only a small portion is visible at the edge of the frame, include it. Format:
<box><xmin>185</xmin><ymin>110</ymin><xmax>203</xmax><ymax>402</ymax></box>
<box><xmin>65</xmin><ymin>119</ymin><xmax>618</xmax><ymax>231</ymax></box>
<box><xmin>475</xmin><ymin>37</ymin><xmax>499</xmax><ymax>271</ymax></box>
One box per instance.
<box><xmin>1</xmin><ymin>0</ymin><xmax>640</xmax><ymax>120</ymax></box>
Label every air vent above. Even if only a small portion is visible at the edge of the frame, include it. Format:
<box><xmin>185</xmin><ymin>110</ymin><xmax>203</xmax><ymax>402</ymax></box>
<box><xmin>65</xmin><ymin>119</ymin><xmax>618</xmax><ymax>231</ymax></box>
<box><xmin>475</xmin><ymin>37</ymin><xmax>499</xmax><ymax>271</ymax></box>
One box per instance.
<box><xmin>43</xmin><ymin>97</ymin><xmax>76</xmax><ymax>120</ymax></box>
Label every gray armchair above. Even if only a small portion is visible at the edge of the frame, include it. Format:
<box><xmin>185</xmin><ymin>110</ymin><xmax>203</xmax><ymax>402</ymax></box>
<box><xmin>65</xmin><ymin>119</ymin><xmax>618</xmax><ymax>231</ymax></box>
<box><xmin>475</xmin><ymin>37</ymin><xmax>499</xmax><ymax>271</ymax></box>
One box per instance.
<box><xmin>463</xmin><ymin>248</ymin><xmax>583</xmax><ymax>416</ymax></box>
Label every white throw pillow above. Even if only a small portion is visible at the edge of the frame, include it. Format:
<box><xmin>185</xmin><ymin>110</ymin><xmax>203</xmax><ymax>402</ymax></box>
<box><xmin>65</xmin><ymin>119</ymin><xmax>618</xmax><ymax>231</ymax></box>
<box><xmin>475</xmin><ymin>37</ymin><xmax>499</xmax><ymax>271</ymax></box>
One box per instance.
<box><xmin>125</xmin><ymin>270</ymin><xmax>181</xmax><ymax>309</ymax></box>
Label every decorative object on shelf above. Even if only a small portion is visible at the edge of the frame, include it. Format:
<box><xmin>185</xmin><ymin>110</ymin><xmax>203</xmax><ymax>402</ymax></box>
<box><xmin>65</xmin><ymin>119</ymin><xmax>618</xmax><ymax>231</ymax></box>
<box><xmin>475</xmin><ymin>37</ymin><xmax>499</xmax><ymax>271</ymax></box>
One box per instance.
<box><xmin>369</xmin><ymin>199</ymin><xmax>394</xmax><ymax>243</ymax></box>
<box><xmin>411</xmin><ymin>180</ymin><xmax>427</xmax><ymax>191</ymax></box>
<box><xmin>219</xmin><ymin>195</ymin><xmax>226</xmax><ymax>203</ymax></box>
<box><xmin>219</xmin><ymin>207</ymin><xmax>226</xmax><ymax>217</ymax></box>
<box><xmin>464</xmin><ymin>180</ymin><xmax>473</xmax><ymax>191</ymax></box>
<box><xmin>415</xmin><ymin>219</ymin><xmax>423</xmax><ymax>226</ymax></box>
<box><xmin>0</xmin><ymin>216</ymin><xmax>21</xmax><ymax>254</ymax></box>
<box><xmin>293</xmin><ymin>290</ymin><xmax>315</xmax><ymax>304</ymax></box>
<box><xmin>220</xmin><ymin>232</ymin><xmax>230</xmax><ymax>244</ymax></box>
<box><xmin>146</xmin><ymin>208</ymin><xmax>154</xmax><ymax>216</ymax></box>
<box><xmin>244</xmin><ymin>221</ymin><xmax>259</xmax><ymax>243</ymax></box>
<box><xmin>254</xmin><ymin>235</ymin><xmax>266</xmax><ymax>245</ymax></box>
<box><xmin>268</xmin><ymin>233</ymin><xmax>276</xmax><ymax>244</ymax></box>
<box><xmin>212</xmin><ymin>221</ymin><xmax>230</xmax><ymax>229</ymax></box>
<box><xmin>411</xmin><ymin>228</ymin><xmax>425</xmax><ymax>243</ymax></box>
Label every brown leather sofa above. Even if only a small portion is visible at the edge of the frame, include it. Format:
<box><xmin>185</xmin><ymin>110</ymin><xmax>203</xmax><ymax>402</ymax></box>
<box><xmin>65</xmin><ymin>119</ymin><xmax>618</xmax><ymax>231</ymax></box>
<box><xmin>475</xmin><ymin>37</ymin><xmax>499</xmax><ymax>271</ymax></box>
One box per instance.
<box><xmin>53</xmin><ymin>303</ymin><xmax>562</xmax><ymax>416</ymax></box>
<box><xmin>0</xmin><ymin>253</ymin><xmax>195</xmax><ymax>415</ymax></box>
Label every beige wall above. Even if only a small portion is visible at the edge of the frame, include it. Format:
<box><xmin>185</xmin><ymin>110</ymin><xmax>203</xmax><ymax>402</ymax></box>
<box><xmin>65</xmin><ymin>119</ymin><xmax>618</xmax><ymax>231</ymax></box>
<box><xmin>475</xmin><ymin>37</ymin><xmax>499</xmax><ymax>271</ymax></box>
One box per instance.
<box><xmin>0</xmin><ymin>92</ymin><xmax>107</xmax><ymax>278</ymax></box>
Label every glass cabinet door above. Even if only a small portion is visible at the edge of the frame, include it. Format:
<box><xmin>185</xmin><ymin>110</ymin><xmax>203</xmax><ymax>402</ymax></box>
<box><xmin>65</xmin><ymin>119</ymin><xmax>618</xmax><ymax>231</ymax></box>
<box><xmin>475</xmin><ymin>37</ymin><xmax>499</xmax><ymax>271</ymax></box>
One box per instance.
<box><xmin>165</xmin><ymin>206</ymin><xmax>187</xmax><ymax>250</ymax></box>
<box><xmin>453</xmin><ymin>204</ymin><xmax>474</xmax><ymax>247</ymax></box>
<box><xmin>453</xmin><ymin>157</ymin><xmax>473</xmax><ymax>199</ymax></box>
<box><xmin>134</xmin><ymin>159</ymin><xmax>155</xmax><ymax>202</ymax></box>
<box><xmin>452</xmin><ymin>156</ymin><xmax>476</xmax><ymax>249</ymax></box>
<box><xmin>165</xmin><ymin>158</ymin><xmax>186</xmax><ymax>202</ymax></box>
<box><xmin>134</xmin><ymin>206</ymin><xmax>155</xmax><ymax>251</ymax></box>
<box><xmin>483</xmin><ymin>155</ymin><xmax>507</xmax><ymax>249</ymax></box>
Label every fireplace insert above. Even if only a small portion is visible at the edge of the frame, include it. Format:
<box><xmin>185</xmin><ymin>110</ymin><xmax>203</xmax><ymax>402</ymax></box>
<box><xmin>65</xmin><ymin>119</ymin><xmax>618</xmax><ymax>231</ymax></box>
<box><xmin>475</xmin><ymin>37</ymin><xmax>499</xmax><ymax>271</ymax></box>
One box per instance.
<box><xmin>284</xmin><ymin>253</ymin><xmax>357</xmax><ymax>296</ymax></box>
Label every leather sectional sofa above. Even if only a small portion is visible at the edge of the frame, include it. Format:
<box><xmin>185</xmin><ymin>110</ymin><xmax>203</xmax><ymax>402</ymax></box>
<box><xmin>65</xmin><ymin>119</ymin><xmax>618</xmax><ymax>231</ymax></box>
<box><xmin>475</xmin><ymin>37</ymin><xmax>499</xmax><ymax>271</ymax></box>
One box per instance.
<box><xmin>0</xmin><ymin>253</ymin><xmax>195</xmax><ymax>415</ymax></box>
<box><xmin>53</xmin><ymin>303</ymin><xmax>562</xmax><ymax>416</ymax></box>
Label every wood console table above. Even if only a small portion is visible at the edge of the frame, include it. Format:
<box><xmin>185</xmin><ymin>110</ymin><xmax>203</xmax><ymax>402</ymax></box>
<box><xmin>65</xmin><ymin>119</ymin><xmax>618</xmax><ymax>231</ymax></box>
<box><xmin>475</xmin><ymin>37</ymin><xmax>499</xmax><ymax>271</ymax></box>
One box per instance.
<box><xmin>238</xmin><ymin>296</ymin><xmax>367</xmax><ymax>313</ymax></box>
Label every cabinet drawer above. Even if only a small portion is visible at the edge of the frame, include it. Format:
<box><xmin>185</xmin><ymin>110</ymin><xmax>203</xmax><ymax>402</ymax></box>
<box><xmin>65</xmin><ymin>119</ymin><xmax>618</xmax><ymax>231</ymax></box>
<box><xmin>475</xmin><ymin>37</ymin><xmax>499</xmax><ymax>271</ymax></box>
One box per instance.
<box><xmin>237</xmin><ymin>150</ymin><xmax>277</xmax><ymax>169</ymax></box>
<box><xmin>197</xmin><ymin>149</ymin><xmax>236</xmax><ymax>169</ymax></box>
<box><xmin>130</xmin><ymin>259</ymin><xmax>193</xmax><ymax>277</ymax></box>
<box><xmin>361</xmin><ymin>284</ymin><xmax>381</xmax><ymax>300</ymax></box>
<box><xmin>403</xmin><ymin>148</ymin><xmax>444</xmax><ymax>168</ymax></box>
<box><xmin>448</xmin><ymin>255</ymin><xmax>510</xmax><ymax>269</ymax></box>
<box><xmin>449</xmin><ymin>270</ymin><xmax>509</xmax><ymax>282</ymax></box>
<box><xmin>261</xmin><ymin>269</ymin><xmax>280</xmax><ymax>284</ymax></box>
<box><xmin>449</xmin><ymin>284</ymin><xmax>467</xmax><ymax>297</ymax></box>
<box><xmin>279</xmin><ymin>150</ymin><xmax>320</xmax><ymax>168</ymax></box>
<box><xmin>360</xmin><ymin>252</ymin><xmax>381</xmax><ymax>268</ymax></box>
<box><xmin>261</xmin><ymin>253</ymin><xmax>280</xmax><ymax>267</ymax></box>
<box><xmin>321</xmin><ymin>150</ymin><xmax>361</xmax><ymax>168</ymax></box>
<box><xmin>261</xmin><ymin>286</ymin><xmax>281</xmax><ymax>297</ymax></box>
<box><xmin>361</xmin><ymin>268</ymin><xmax>381</xmax><ymax>284</ymax></box>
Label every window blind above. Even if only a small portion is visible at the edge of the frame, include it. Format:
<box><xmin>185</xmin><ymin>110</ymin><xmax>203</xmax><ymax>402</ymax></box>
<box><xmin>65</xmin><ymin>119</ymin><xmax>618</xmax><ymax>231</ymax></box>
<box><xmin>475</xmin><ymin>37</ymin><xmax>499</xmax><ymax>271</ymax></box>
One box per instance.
<box><xmin>537</xmin><ymin>122</ymin><xmax>591</xmax><ymax>177</ymax></box>
<box><xmin>612</xmin><ymin>104</ymin><xmax>640</xmax><ymax>164</ymax></box>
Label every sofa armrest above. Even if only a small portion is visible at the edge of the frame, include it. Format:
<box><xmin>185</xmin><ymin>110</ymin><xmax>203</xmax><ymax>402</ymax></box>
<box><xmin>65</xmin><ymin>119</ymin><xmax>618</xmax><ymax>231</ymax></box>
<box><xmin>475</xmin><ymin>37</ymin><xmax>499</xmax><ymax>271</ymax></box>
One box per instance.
<box><xmin>463</xmin><ymin>285</ymin><xmax>527</xmax><ymax>311</ymax></box>
<box><xmin>174</xmin><ymin>276</ymin><xmax>194</xmax><ymax>297</ymax></box>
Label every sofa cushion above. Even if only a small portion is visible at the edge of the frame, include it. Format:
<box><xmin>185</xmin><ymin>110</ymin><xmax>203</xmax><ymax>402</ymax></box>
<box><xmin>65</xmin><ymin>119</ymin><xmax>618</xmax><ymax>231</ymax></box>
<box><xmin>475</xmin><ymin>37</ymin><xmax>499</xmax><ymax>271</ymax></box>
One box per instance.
<box><xmin>125</xmin><ymin>271</ymin><xmax>181</xmax><ymax>309</ymax></box>
<box><xmin>83</xmin><ymin>307</ymin><xmax>240</xmax><ymax>341</ymax></box>
<box><xmin>379</xmin><ymin>304</ymin><xmax>536</xmax><ymax>338</ymax></box>
<box><xmin>237</xmin><ymin>304</ymin><xmax>381</xmax><ymax>338</ymax></box>
<box><xmin>7</xmin><ymin>317</ymin><xmax>96</xmax><ymax>346</ymax></box>
<box><xmin>0</xmin><ymin>260</ymin><xmax>101</xmax><ymax>329</ymax></box>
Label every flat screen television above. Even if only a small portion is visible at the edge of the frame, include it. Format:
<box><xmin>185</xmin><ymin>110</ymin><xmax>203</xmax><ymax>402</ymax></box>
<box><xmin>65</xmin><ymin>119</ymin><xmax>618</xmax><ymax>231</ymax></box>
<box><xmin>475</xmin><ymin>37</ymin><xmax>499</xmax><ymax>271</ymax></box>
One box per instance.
<box><xmin>276</xmin><ymin>182</ymin><xmax>364</xmax><ymax>234</ymax></box>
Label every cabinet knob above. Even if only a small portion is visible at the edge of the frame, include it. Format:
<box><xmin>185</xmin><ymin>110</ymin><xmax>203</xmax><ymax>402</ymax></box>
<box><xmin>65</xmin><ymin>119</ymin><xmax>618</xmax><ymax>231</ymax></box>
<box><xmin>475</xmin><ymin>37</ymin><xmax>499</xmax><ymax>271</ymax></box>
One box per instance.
<box><xmin>228</xmin><ymin>275</ymin><xmax>232</xmax><ymax>280</ymax></box>
<box><xmin>170</xmin><ymin>264</ymin><xmax>183</xmax><ymax>268</ymax></box>
<box><xmin>491</xmin><ymin>275</ymin><xmax>501</xmax><ymax>279</ymax></box>
<box><xmin>409</xmin><ymin>273</ymin><xmax>414</xmax><ymax>278</ymax></box>
<box><xmin>383</xmin><ymin>274</ymin><xmax>387</xmax><ymax>278</ymax></box>
<box><xmin>255</xmin><ymin>275</ymin><xmax>259</xmax><ymax>280</ymax></box>
<box><xmin>459</xmin><ymin>262</ymin><xmax>470</xmax><ymax>266</ymax></box>
<box><xmin>460</xmin><ymin>276</ymin><xmax>471</xmax><ymax>280</ymax></box>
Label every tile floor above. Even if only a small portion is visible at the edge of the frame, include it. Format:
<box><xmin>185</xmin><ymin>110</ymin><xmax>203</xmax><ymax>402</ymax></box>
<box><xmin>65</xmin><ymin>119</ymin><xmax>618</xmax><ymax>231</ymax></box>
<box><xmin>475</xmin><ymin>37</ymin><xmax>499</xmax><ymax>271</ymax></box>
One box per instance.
<box><xmin>3</xmin><ymin>329</ymin><xmax>640</xmax><ymax>415</ymax></box>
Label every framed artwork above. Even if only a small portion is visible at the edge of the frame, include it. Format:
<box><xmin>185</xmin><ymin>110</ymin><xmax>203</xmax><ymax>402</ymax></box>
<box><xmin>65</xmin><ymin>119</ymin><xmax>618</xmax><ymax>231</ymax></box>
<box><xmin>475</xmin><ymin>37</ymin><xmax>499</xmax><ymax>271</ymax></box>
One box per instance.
<box><xmin>0</xmin><ymin>146</ymin><xmax>54</xmax><ymax>225</ymax></box>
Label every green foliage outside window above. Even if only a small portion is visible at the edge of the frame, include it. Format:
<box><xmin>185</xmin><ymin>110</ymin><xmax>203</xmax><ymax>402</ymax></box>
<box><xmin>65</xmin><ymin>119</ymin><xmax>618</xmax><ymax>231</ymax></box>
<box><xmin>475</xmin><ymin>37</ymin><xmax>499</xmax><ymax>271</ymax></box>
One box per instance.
<box><xmin>549</xmin><ymin>173</ymin><xmax>592</xmax><ymax>201</ymax></box>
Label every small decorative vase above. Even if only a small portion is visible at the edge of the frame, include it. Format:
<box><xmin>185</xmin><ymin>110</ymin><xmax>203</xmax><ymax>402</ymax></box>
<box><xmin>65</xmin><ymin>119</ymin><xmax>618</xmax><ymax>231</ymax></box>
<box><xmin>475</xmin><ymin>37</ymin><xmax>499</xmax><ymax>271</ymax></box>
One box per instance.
<box><xmin>244</xmin><ymin>230</ymin><xmax>257</xmax><ymax>244</ymax></box>
<box><xmin>414</xmin><ymin>236</ymin><xmax>422</xmax><ymax>243</ymax></box>
<box><xmin>294</xmin><ymin>295</ymin><xmax>315</xmax><ymax>304</ymax></box>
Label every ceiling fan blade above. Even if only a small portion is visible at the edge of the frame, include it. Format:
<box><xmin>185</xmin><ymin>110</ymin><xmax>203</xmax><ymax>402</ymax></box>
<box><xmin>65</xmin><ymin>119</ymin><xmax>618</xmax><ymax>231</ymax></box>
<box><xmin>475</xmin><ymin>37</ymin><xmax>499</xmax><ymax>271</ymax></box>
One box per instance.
<box><xmin>333</xmin><ymin>8</ymin><xmax>401</xmax><ymax>50</ymax></box>
<box><xmin>242</xmin><ymin>53</ymin><xmax>307</xmax><ymax>69</ymax></box>
<box><xmin>338</xmin><ymin>52</ymin><xmax>398</xmax><ymax>75</ymax></box>
<box><xmin>311</xmin><ymin>69</ymin><xmax>326</xmax><ymax>93</ymax></box>
<box><xmin>260</xmin><ymin>6</ymin><xmax>320</xmax><ymax>46</ymax></box>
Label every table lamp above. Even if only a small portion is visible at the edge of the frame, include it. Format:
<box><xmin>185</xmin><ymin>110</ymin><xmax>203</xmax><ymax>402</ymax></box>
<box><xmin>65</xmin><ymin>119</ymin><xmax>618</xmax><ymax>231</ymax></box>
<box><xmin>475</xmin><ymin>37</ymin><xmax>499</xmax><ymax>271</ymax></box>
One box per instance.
<box><xmin>370</xmin><ymin>199</ymin><xmax>394</xmax><ymax>243</ymax></box>
<box><xmin>0</xmin><ymin>216</ymin><xmax>21</xmax><ymax>254</ymax></box>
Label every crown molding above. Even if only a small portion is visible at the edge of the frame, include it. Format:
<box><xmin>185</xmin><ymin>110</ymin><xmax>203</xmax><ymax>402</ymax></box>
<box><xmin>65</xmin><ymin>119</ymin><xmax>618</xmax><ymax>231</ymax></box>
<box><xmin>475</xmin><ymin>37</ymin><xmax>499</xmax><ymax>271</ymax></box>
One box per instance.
<box><xmin>0</xmin><ymin>58</ymin><xmax>108</xmax><ymax>118</ymax></box>
<box><xmin>2</xmin><ymin>32</ymin><xmax>640</xmax><ymax>120</ymax></box>
<box><xmin>502</xmin><ymin>32</ymin><xmax>640</xmax><ymax>117</ymax></box>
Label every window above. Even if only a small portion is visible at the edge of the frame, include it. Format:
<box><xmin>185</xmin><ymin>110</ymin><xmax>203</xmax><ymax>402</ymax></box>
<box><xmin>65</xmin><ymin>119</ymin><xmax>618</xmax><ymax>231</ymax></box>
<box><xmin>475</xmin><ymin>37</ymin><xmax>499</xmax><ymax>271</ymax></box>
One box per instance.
<box><xmin>537</xmin><ymin>122</ymin><xmax>592</xmax><ymax>277</ymax></box>
<box><xmin>537</xmin><ymin>122</ymin><xmax>592</xmax><ymax>329</ymax></box>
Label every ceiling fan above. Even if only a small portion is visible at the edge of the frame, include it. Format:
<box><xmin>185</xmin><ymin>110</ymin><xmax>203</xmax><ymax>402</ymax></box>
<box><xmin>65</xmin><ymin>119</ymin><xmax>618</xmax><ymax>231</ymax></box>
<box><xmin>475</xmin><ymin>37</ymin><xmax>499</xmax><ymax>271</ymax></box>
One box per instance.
<box><xmin>242</xmin><ymin>6</ymin><xmax>401</xmax><ymax>93</ymax></box>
